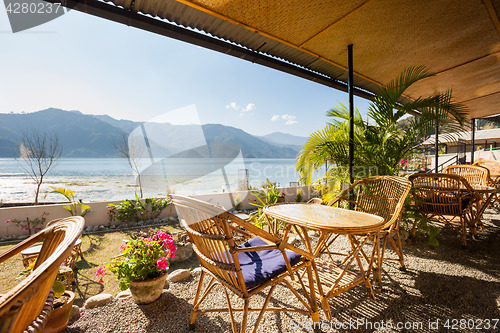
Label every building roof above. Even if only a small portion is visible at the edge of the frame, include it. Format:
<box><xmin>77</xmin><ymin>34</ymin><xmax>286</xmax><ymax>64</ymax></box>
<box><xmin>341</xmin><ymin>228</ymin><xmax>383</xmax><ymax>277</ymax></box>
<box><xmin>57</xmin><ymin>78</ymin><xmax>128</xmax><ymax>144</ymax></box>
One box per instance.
<box><xmin>54</xmin><ymin>0</ymin><xmax>500</xmax><ymax>119</ymax></box>
<box><xmin>421</xmin><ymin>128</ymin><xmax>500</xmax><ymax>145</ymax></box>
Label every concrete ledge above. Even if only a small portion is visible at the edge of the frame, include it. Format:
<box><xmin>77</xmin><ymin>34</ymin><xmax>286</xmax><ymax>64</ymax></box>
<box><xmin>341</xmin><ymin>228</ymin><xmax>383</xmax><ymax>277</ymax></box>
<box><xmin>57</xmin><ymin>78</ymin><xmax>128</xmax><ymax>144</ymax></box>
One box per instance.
<box><xmin>0</xmin><ymin>186</ymin><xmax>312</xmax><ymax>238</ymax></box>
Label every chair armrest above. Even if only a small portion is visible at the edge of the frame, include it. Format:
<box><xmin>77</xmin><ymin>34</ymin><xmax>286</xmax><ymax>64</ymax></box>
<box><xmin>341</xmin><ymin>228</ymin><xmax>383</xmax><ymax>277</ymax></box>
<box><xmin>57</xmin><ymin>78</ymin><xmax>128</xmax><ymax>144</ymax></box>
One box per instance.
<box><xmin>225</xmin><ymin>212</ymin><xmax>315</xmax><ymax>260</ymax></box>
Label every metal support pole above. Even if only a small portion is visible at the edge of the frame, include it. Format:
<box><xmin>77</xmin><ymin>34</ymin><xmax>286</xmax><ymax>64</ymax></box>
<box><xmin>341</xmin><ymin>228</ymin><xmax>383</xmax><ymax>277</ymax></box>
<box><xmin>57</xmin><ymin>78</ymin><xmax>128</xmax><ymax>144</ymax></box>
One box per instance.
<box><xmin>348</xmin><ymin>45</ymin><xmax>354</xmax><ymax>209</ymax></box>
<box><xmin>435</xmin><ymin>115</ymin><xmax>439</xmax><ymax>172</ymax></box>
<box><xmin>471</xmin><ymin>118</ymin><xmax>476</xmax><ymax>164</ymax></box>
<box><xmin>348</xmin><ymin>44</ymin><xmax>354</xmax><ymax>184</ymax></box>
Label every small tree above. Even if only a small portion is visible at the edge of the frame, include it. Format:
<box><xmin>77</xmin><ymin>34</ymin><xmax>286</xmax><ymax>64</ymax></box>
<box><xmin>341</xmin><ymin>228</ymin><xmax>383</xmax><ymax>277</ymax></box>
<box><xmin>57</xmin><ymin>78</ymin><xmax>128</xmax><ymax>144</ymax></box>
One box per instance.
<box><xmin>115</xmin><ymin>133</ymin><xmax>146</xmax><ymax>198</ymax></box>
<box><xmin>18</xmin><ymin>129</ymin><xmax>62</xmax><ymax>205</ymax></box>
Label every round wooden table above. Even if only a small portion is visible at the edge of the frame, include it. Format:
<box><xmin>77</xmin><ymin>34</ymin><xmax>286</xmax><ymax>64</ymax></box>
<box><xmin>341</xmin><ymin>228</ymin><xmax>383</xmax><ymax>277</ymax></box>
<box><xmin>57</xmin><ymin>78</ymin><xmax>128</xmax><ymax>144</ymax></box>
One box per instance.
<box><xmin>263</xmin><ymin>203</ymin><xmax>384</xmax><ymax>320</ymax></box>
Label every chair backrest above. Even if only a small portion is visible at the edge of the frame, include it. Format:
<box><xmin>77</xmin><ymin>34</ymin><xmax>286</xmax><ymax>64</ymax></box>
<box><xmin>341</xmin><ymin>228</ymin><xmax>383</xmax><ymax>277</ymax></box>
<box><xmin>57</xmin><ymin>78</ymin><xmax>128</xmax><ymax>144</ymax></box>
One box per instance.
<box><xmin>172</xmin><ymin>195</ymin><xmax>249</xmax><ymax>295</ymax></box>
<box><xmin>0</xmin><ymin>216</ymin><xmax>84</xmax><ymax>333</ymax></box>
<box><xmin>409</xmin><ymin>173</ymin><xmax>474</xmax><ymax>216</ymax></box>
<box><xmin>443</xmin><ymin>165</ymin><xmax>489</xmax><ymax>186</ymax></box>
<box><xmin>328</xmin><ymin>176</ymin><xmax>412</xmax><ymax>230</ymax></box>
<box><xmin>473</xmin><ymin>160</ymin><xmax>500</xmax><ymax>178</ymax></box>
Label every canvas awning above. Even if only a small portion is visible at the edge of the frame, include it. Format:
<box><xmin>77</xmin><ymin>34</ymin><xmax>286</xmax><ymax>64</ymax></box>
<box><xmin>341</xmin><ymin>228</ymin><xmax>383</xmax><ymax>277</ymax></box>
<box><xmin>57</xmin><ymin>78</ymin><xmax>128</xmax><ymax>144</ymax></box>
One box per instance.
<box><xmin>55</xmin><ymin>0</ymin><xmax>500</xmax><ymax>119</ymax></box>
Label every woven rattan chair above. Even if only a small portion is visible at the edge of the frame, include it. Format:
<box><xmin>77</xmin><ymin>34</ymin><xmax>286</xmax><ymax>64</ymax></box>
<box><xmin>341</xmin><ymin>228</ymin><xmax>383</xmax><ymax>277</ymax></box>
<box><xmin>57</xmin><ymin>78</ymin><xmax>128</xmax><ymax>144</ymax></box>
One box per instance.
<box><xmin>473</xmin><ymin>160</ymin><xmax>500</xmax><ymax>180</ymax></box>
<box><xmin>443</xmin><ymin>164</ymin><xmax>493</xmax><ymax>221</ymax></box>
<box><xmin>326</xmin><ymin>176</ymin><xmax>412</xmax><ymax>283</ymax></box>
<box><xmin>0</xmin><ymin>216</ymin><xmax>84</xmax><ymax>333</ymax></box>
<box><xmin>443</xmin><ymin>165</ymin><xmax>489</xmax><ymax>186</ymax></box>
<box><xmin>409</xmin><ymin>173</ymin><xmax>479</xmax><ymax>247</ymax></box>
<box><xmin>172</xmin><ymin>195</ymin><xmax>320</xmax><ymax>333</ymax></box>
<box><xmin>473</xmin><ymin>160</ymin><xmax>500</xmax><ymax>204</ymax></box>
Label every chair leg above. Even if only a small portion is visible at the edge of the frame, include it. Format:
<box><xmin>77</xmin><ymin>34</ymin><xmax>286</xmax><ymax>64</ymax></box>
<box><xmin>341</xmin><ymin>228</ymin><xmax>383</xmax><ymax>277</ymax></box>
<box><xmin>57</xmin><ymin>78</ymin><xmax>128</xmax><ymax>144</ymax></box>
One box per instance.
<box><xmin>252</xmin><ymin>285</ymin><xmax>276</xmax><ymax>333</ymax></box>
<box><xmin>189</xmin><ymin>271</ymin><xmax>206</xmax><ymax>329</ymax></box>
<box><xmin>223</xmin><ymin>288</ymin><xmax>238</xmax><ymax>333</ymax></box>
<box><xmin>241</xmin><ymin>299</ymin><xmax>249</xmax><ymax>333</ymax></box>
<box><xmin>460</xmin><ymin>217</ymin><xmax>467</xmax><ymax>248</ymax></box>
<box><xmin>389</xmin><ymin>232</ymin><xmax>406</xmax><ymax>270</ymax></box>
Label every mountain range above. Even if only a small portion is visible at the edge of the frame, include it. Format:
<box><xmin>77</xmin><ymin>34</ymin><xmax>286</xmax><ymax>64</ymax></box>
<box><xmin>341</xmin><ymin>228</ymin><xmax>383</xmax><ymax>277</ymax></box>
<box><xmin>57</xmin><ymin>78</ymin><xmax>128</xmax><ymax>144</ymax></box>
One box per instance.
<box><xmin>0</xmin><ymin>108</ymin><xmax>307</xmax><ymax>158</ymax></box>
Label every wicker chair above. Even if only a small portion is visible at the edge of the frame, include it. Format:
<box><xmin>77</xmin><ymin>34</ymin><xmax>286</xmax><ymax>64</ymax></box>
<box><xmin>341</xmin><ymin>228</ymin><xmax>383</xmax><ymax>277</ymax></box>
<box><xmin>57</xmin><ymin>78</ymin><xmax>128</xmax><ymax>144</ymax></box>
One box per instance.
<box><xmin>473</xmin><ymin>160</ymin><xmax>500</xmax><ymax>204</ymax></box>
<box><xmin>0</xmin><ymin>216</ymin><xmax>84</xmax><ymax>333</ymax></box>
<box><xmin>172</xmin><ymin>195</ymin><xmax>320</xmax><ymax>333</ymax></box>
<box><xmin>443</xmin><ymin>164</ymin><xmax>493</xmax><ymax>221</ymax></box>
<box><xmin>443</xmin><ymin>165</ymin><xmax>489</xmax><ymax>186</ymax></box>
<box><xmin>473</xmin><ymin>160</ymin><xmax>500</xmax><ymax>181</ymax></box>
<box><xmin>409</xmin><ymin>173</ymin><xmax>479</xmax><ymax>247</ymax></box>
<box><xmin>326</xmin><ymin>176</ymin><xmax>412</xmax><ymax>283</ymax></box>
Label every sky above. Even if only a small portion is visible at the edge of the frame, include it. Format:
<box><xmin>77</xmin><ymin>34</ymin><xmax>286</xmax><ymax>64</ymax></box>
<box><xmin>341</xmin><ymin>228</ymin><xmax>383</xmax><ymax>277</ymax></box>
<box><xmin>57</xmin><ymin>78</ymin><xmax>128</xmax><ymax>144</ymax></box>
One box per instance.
<box><xmin>0</xmin><ymin>4</ymin><xmax>371</xmax><ymax>137</ymax></box>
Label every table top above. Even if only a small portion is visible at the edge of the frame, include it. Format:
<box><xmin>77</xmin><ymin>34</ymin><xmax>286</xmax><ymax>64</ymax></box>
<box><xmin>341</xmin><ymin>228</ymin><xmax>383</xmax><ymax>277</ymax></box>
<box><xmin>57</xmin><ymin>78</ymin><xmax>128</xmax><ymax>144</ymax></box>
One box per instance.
<box><xmin>263</xmin><ymin>203</ymin><xmax>384</xmax><ymax>234</ymax></box>
<box><xmin>21</xmin><ymin>238</ymin><xmax>81</xmax><ymax>256</ymax></box>
<box><xmin>412</xmin><ymin>182</ymin><xmax>496</xmax><ymax>193</ymax></box>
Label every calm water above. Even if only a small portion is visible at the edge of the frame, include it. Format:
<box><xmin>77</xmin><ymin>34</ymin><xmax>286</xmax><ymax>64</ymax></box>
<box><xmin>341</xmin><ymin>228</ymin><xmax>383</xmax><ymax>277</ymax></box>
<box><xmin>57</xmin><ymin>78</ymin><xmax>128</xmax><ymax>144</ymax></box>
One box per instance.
<box><xmin>0</xmin><ymin>158</ymin><xmax>304</xmax><ymax>202</ymax></box>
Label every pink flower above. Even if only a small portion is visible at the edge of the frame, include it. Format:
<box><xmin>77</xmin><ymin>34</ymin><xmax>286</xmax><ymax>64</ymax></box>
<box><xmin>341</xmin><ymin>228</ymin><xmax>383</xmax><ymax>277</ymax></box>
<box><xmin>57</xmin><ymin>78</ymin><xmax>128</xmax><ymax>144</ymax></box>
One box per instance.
<box><xmin>119</xmin><ymin>244</ymin><xmax>129</xmax><ymax>251</ymax></box>
<box><xmin>157</xmin><ymin>232</ymin><xmax>169</xmax><ymax>240</ymax></box>
<box><xmin>5</xmin><ymin>219</ymin><xmax>11</xmax><ymax>223</ymax></box>
<box><xmin>157</xmin><ymin>257</ymin><xmax>168</xmax><ymax>270</ymax></box>
<box><xmin>96</xmin><ymin>266</ymin><xmax>107</xmax><ymax>281</ymax></box>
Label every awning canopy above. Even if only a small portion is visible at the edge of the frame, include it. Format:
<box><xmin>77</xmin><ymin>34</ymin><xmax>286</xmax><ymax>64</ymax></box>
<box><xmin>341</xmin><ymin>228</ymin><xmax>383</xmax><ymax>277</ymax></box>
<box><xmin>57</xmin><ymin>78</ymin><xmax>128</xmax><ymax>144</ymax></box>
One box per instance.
<box><xmin>58</xmin><ymin>0</ymin><xmax>500</xmax><ymax>119</ymax></box>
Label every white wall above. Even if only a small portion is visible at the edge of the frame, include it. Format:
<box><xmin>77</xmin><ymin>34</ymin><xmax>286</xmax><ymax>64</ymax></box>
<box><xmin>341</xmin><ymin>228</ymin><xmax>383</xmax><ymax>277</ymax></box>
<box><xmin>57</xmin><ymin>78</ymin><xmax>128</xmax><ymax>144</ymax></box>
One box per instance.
<box><xmin>0</xmin><ymin>186</ymin><xmax>313</xmax><ymax>238</ymax></box>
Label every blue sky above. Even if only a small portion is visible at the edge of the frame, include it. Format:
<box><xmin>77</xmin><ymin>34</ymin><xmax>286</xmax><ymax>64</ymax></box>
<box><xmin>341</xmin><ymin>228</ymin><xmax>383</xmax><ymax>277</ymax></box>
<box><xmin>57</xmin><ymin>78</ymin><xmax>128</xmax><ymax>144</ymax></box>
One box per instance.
<box><xmin>0</xmin><ymin>6</ymin><xmax>371</xmax><ymax>137</ymax></box>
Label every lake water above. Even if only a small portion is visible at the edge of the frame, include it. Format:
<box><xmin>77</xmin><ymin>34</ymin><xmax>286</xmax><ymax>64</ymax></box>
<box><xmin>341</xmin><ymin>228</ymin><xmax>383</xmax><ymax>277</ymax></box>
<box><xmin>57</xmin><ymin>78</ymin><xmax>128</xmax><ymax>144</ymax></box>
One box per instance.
<box><xmin>0</xmin><ymin>158</ymin><xmax>306</xmax><ymax>202</ymax></box>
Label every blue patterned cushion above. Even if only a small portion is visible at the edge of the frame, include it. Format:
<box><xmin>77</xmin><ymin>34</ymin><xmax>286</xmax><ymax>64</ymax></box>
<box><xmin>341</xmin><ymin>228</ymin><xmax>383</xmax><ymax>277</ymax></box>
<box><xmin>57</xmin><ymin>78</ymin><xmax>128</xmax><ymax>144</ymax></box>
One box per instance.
<box><xmin>236</xmin><ymin>237</ymin><xmax>301</xmax><ymax>289</ymax></box>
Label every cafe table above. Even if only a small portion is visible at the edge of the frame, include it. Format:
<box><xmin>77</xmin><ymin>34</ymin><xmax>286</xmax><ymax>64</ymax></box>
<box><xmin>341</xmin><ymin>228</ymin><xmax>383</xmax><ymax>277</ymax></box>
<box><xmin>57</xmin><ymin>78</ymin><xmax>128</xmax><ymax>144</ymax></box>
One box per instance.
<box><xmin>20</xmin><ymin>238</ymin><xmax>83</xmax><ymax>267</ymax></box>
<box><xmin>263</xmin><ymin>203</ymin><xmax>384</xmax><ymax>320</ymax></box>
<box><xmin>412</xmin><ymin>182</ymin><xmax>497</xmax><ymax>234</ymax></box>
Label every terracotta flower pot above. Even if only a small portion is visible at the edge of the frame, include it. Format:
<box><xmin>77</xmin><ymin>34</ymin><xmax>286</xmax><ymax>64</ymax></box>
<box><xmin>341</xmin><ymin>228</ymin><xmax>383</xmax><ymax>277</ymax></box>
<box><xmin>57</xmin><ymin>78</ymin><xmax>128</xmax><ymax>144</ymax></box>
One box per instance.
<box><xmin>42</xmin><ymin>290</ymin><xmax>75</xmax><ymax>333</ymax></box>
<box><xmin>129</xmin><ymin>272</ymin><xmax>168</xmax><ymax>304</ymax></box>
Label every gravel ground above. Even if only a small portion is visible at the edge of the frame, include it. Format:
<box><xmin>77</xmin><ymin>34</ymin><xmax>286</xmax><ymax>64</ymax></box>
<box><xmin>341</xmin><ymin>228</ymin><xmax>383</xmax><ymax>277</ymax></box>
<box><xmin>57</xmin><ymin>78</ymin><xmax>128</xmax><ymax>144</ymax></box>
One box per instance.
<box><xmin>65</xmin><ymin>209</ymin><xmax>500</xmax><ymax>333</ymax></box>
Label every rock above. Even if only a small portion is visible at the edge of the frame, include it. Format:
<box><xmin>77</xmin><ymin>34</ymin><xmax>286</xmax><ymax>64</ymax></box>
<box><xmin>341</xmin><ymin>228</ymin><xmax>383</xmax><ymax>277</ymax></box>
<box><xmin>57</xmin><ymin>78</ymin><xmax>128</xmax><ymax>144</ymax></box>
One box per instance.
<box><xmin>307</xmin><ymin>230</ymin><xmax>318</xmax><ymax>238</ymax></box>
<box><xmin>164</xmin><ymin>278</ymin><xmax>170</xmax><ymax>289</ymax></box>
<box><xmin>17</xmin><ymin>235</ymin><xmax>28</xmax><ymax>240</ymax></box>
<box><xmin>168</xmin><ymin>269</ymin><xmax>191</xmax><ymax>283</ymax></box>
<box><xmin>153</xmin><ymin>218</ymin><xmax>159</xmax><ymax>223</ymax></box>
<box><xmin>0</xmin><ymin>237</ymin><xmax>5</xmax><ymax>242</ymax></box>
<box><xmin>137</xmin><ymin>221</ymin><xmax>144</xmax><ymax>226</ymax></box>
<box><xmin>116</xmin><ymin>289</ymin><xmax>132</xmax><ymax>300</ymax></box>
<box><xmin>168</xmin><ymin>216</ymin><xmax>177</xmax><ymax>222</ymax></box>
<box><xmin>83</xmin><ymin>293</ymin><xmax>114</xmax><ymax>309</ymax></box>
<box><xmin>98</xmin><ymin>225</ymin><xmax>106</xmax><ymax>231</ymax></box>
<box><xmin>399</xmin><ymin>230</ymin><xmax>410</xmax><ymax>242</ymax></box>
<box><xmin>146</xmin><ymin>220</ymin><xmax>153</xmax><ymax>225</ymax></box>
<box><xmin>110</xmin><ymin>225</ymin><xmax>116</xmax><ymax>229</ymax></box>
<box><xmin>92</xmin><ymin>226</ymin><xmax>99</xmax><ymax>232</ymax></box>
<box><xmin>85</xmin><ymin>226</ymin><xmax>93</xmax><ymax>232</ymax></box>
<box><xmin>287</xmin><ymin>235</ymin><xmax>300</xmax><ymax>245</ymax></box>
<box><xmin>70</xmin><ymin>305</ymin><xmax>80</xmax><ymax>319</ymax></box>
<box><xmin>191</xmin><ymin>267</ymin><xmax>202</xmax><ymax>277</ymax></box>
<box><xmin>169</xmin><ymin>243</ymin><xmax>194</xmax><ymax>263</ymax></box>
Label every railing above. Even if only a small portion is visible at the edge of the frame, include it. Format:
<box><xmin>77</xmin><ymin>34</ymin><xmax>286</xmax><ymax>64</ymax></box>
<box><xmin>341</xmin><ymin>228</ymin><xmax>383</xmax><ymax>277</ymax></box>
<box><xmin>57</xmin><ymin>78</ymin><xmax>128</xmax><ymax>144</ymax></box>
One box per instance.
<box><xmin>428</xmin><ymin>155</ymin><xmax>459</xmax><ymax>173</ymax></box>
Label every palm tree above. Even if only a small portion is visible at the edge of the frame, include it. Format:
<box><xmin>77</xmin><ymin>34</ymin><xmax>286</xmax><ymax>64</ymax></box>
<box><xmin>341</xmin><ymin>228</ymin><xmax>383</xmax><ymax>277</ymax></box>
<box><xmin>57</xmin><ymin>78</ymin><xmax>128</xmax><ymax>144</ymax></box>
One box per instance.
<box><xmin>297</xmin><ymin>66</ymin><xmax>468</xmax><ymax>187</ymax></box>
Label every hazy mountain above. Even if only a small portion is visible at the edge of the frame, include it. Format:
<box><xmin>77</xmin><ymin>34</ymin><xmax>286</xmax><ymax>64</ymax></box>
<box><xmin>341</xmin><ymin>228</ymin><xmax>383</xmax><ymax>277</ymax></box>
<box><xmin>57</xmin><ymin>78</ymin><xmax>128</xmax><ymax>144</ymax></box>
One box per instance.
<box><xmin>0</xmin><ymin>108</ymin><xmax>125</xmax><ymax>157</ymax></box>
<box><xmin>259</xmin><ymin>132</ymin><xmax>307</xmax><ymax>152</ymax></box>
<box><xmin>0</xmin><ymin>109</ymin><xmax>300</xmax><ymax>158</ymax></box>
<box><xmin>92</xmin><ymin>114</ymin><xmax>138</xmax><ymax>133</ymax></box>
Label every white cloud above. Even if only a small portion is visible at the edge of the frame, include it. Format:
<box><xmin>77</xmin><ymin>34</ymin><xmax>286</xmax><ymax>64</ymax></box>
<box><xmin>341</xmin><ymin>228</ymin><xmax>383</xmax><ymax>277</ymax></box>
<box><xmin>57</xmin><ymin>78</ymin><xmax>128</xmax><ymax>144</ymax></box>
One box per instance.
<box><xmin>280</xmin><ymin>114</ymin><xmax>298</xmax><ymax>125</ymax></box>
<box><xmin>227</xmin><ymin>102</ymin><xmax>256</xmax><ymax>116</ymax></box>
<box><xmin>241</xmin><ymin>103</ymin><xmax>256</xmax><ymax>113</ymax></box>
<box><xmin>271</xmin><ymin>114</ymin><xmax>280</xmax><ymax>121</ymax></box>
<box><xmin>226</xmin><ymin>102</ymin><xmax>238</xmax><ymax>110</ymax></box>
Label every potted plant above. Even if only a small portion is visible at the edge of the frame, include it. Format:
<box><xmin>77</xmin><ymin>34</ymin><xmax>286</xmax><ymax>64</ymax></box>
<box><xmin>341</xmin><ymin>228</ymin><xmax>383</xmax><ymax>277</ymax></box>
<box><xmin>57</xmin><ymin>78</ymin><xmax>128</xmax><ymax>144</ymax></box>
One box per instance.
<box><xmin>96</xmin><ymin>231</ymin><xmax>176</xmax><ymax>304</ymax></box>
<box><xmin>42</xmin><ymin>280</ymin><xmax>75</xmax><ymax>333</ymax></box>
<box><xmin>19</xmin><ymin>262</ymin><xmax>75</xmax><ymax>333</ymax></box>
